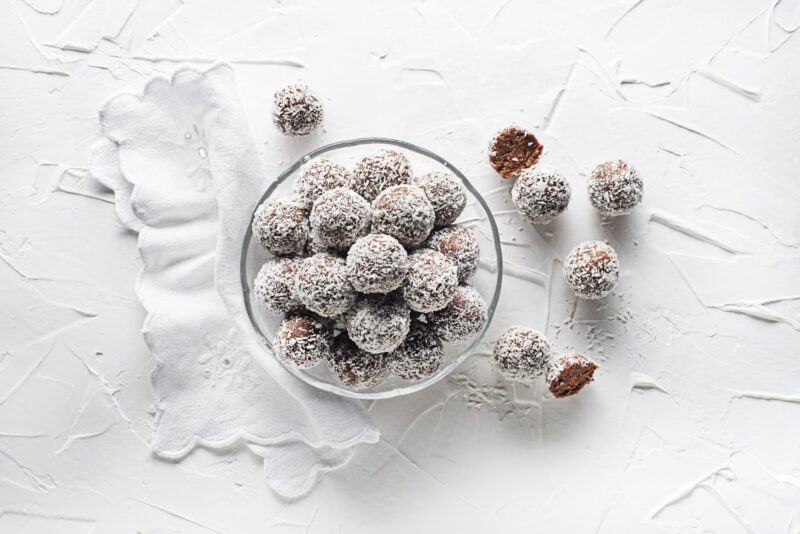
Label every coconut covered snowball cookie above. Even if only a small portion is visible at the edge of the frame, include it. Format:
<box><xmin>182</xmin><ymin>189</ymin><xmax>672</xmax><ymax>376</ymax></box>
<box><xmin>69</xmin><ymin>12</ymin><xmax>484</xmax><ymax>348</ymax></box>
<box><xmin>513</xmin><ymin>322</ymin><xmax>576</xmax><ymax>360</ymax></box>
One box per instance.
<box><xmin>489</xmin><ymin>126</ymin><xmax>544</xmax><ymax>178</ymax></box>
<box><xmin>388</xmin><ymin>320</ymin><xmax>444</xmax><ymax>382</ymax></box>
<box><xmin>492</xmin><ymin>326</ymin><xmax>552</xmax><ymax>383</ymax></box>
<box><xmin>430</xmin><ymin>285</ymin><xmax>488</xmax><ymax>342</ymax></box>
<box><xmin>296</xmin><ymin>253</ymin><xmax>355</xmax><ymax>317</ymax></box>
<box><xmin>294</xmin><ymin>158</ymin><xmax>352</xmax><ymax>209</ymax></box>
<box><xmin>564</xmin><ymin>240</ymin><xmax>620</xmax><ymax>299</ymax></box>
<box><xmin>588</xmin><ymin>160</ymin><xmax>643</xmax><ymax>216</ymax></box>
<box><xmin>512</xmin><ymin>166</ymin><xmax>571</xmax><ymax>224</ymax></box>
<box><xmin>410</xmin><ymin>171</ymin><xmax>466</xmax><ymax>227</ymax></box>
<box><xmin>271</xmin><ymin>84</ymin><xmax>323</xmax><ymax>136</ymax></box>
<box><xmin>346</xmin><ymin>296</ymin><xmax>411</xmax><ymax>354</ymax></box>
<box><xmin>346</xmin><ymin>234</ymin><xmax>408</xmax><ymax>294</ymax></box>
<box><xmin>371</xmin><ymin>185</ymin><xmax>435</xmax><ymax>247</ymax></box>
<box><xmin>403</xmin><ymin>249</ymin><xmax>458</xmax><ymax>313</ymax></box>
<box><xmin>426</xmin><ymin>225</ymin><xmax>480</xmax><ymax>282</ymax></box>
<box><xmin>254</xmin><ymin>258</ymin><xmax>301</xmax><ymax>314</ymax></box>
<box><xmin>327</xmin><ymin>335</ymin><xmax>388</xmax><ymax>389</ymax></box>
<box><xmin>274</xmin><ymin>312</ymin><xmax>332</xmax><ymax>369</ymax></box>
<box><xmin>352</xmin><ymin>149</ymin><xmax>412</xmax><ymax>201</ymax></box>
<box><xmin>252</xmin><ymin>197</ymin><xmax>308</xmax><ymax>255</ymax></box>
<box><xmin>547</xmin><ymin>353</ymin><xmax>598</xmax><ymax>398</ymax></box>
<box><xmin>309</xmin><ymin>187</ymin><xmax>371</xmax><ymax>251</ymax></box>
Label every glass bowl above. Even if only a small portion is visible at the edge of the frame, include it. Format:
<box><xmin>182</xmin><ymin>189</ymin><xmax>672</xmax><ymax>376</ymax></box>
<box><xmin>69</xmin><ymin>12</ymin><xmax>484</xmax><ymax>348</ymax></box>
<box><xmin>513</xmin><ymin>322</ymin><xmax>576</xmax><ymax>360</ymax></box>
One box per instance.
<box><xmin>241</xmin><ymin>138</ymin><xmax>503</xmax><ymax>399</ymax></box>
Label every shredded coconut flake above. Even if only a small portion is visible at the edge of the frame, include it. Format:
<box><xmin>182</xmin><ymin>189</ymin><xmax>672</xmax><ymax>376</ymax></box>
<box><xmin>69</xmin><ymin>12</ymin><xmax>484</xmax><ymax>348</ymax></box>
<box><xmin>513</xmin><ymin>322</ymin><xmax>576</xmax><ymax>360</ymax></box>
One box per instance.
<box><xmin>563</xmin><ymin>240</ymin><xmax>620</xmax><ymax>299</ymax></box>
<box><xmin>352</xmin><ymin>149</ymin><xmax>412</xmax><ymax>201</ymax></box>
<box><xmin>254</xmin><ymin>258</ymin><xmax>302</xmax><ymax>314</ymax></box>
<box><xmin>346</xmin><ymin>296</ymin><xmax>411</xmax><ymax>354</ymax></box>
<box><xmin>346</xmin><ymin>233</ymin><xmax>408</xmax><ymax>294</ymax></box>
<box><xmin>403</xmin><ymin>248</ymin><xmax>458</xmax><ymax>313</ymax></box>
<box><xmin>272</xmin><ymin>84</ymin><xmax>323</xmax><ymax>136</ymax></box>
<box><xmin>426</xmin><ymin>225</ymin><xmax>480</xmax><ymax>282</ymax></box>
<box><xmin>294</xmin><ymin>158</ymin><xmax>352</xmax><ymax>209</ymax></box>
<box><xmin>309</xmin><ymin>187</ymin><xmax>371</xmax><ymax>251</ymax></box>
<box><xmin>252</xmin><ymin>197</ymin><xmax>308</xmax><ymax>255</ymax></box>
<box><xmin>372</xmin><ymin>185</ymin><xmax>435</xmax><ymax>247</ymax></box>
<box><xmin>511</xmin><ymin>166</ymin><xmax>571</xmax><ymax>224</ymax></box>
<box><xmin>274</xmin><ymin>313</ymin><xmax>332</xmax><ymax>369</ymax></box>
<box><xmin>296</xmin><ymin>252</ymin><xmax>355</xmax><ymax>317</ymax></box>
<box><xmin>411</xmin><ymin>171</ymin><xmax>466</xmax><ymax>227</ymax></box>
<box><xmin>430</xmin><ymin>285</ymin><xmax>488</xmax><ymax>342</ymax></box>
<box><xmin>327</xmin><ymin>335</ymin><xmax>388</xmax><ymax>389</ymax></box>
<box><xmin>387</xmin><ymin>320</ymin><xmax>443</xmax><ymax>382</ymax></box>
<box><xmin>588</xmin><ymin>160</ymin><xmax>643</xmax><ymax>216</ymax></box>
<box><xmin>492</xmin><ymin>326</ymin><xmax>551</xmax><ymax>383</ymax></box>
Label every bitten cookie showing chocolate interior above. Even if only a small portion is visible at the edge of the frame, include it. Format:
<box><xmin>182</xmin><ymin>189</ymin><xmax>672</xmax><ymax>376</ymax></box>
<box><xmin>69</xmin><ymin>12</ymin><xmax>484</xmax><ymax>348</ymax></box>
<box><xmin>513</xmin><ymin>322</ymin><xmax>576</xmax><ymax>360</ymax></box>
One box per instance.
<box><xmin>546</xmin><ymin>353</ymin><xmax>598</xmax><ymax>398</ymax></box>
<box><xmin>488</xmin><ymin>127</ymin><xmax>543</xmax><ymax>178</ymax></box>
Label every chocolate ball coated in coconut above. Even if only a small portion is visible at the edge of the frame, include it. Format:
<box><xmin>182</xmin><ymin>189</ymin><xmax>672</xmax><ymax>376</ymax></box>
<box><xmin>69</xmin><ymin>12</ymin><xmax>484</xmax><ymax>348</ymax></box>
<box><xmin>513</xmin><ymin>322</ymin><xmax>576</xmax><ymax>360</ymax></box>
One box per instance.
<box><xmin>547</xmin><ymin>353</ymin><xmax>598</xmax><ymax>398</ymax></box>
<box><xmin>563</xmin><ymin>241</ymin><xmax>620</xmax><ymax>299</ymax></box>
<box><xmin>388</xmin><ymin>320</ymin><xmax>443</xmax><ymax>382</ymax></box>
<box><xmin>327</xmin><ymin>335</ymin><xmax>387</xmax><ymax>390</ymax></box>
<box><xmin>489</xmin><ymin>127</ymin><xmax>543</xmax><ymax>178</ymax></box>
<box><xmin>271</xmin><ymin>84</ymin><xmax>323</xmax><ymax>136</ymax></box>
<box><xmin>352</xmin><ymin>149</ymin><xmax>412</xmax><ymax>201</ymax></box>
<box><xmin>430</xmin><ymin>285</ymin><xmax>488</xmax><ymax>342</ymax></box>
<box><xmin>346</xmin><ymin>234</ymin><xmax>408</xmax><ymax>294</ymax></box>
<box><xmin>492</xmin><ymin>326</ymin><xmax>552</xmax><ymax>383</ymax></box>
<box><xmin>372</xmin><ymin>185</ymin><xmax>435</xmax><ymax>247</ymax></box>
<box><xmin>346</xmin><ymin>296</ymin><xmax>411</xmax><ymax>354</ymax></box>
<box><xmin>296</xmin><ymin>253</ymin><xmax>355</xmax><ymax>317</ymax></box>
<box><xmin>252</xmin><ymin>197</ymin><xmax>308</xmax><ymax>255</ymax></box>
<box><xmin>426</xmin><ymin>225</ymin><xmax>480</xmax><ymax>282</ymax></box>
<box><xmin>588</xmin><ymin>160</ymin><xmax>643</xmax><ymax>216</ymax></box>
<box><xmin>294</xmin><ymin>158</ymin><xmax>352</xmax><ymax>209</ymax></box>
<box><xmin>254</xmin><ymin>258</ymin><xmax>301</xmax><ymax>314</ymax></box>
<box><xmin>411</xmin><ymin>171</ymin><xmax>466</xmax><ymax>227</ymax></box>
<box><xmin>274</xmin><ymin>312</ymin><xmax>332</xmax><ymax>369</ymax></box>
<box><xmin>512</xmin><ymin>166</ymin><xmax>571</xmax><ymax>224</ymax></box>
<box><xmin>309</xmin><ymin>187</ymin><xmax>371</xmax><ymax>251</ymax></box>
<box><xmin>403</xmin><ymin>249</ymin><xmax>458</xmax><ymax>313</ymax></box>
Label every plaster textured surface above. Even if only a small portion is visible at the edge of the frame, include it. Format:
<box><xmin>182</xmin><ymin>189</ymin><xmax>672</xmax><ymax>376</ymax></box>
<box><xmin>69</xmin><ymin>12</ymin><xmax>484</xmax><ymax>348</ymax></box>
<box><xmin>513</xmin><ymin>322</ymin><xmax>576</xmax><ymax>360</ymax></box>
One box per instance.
<box><xmin>1</xmin><ymin>0</ymin><xmax>799</xmax><ymax>532</ymax></box>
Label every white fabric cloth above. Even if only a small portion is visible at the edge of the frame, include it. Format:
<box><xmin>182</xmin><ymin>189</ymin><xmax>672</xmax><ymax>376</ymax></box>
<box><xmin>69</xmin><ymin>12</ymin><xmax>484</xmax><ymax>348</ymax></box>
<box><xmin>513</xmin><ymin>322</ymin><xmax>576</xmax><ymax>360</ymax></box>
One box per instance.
<box><xmin>90</xmin><ymin>63</ymin><xmax>378</xmax><ymax>498</ymax></box>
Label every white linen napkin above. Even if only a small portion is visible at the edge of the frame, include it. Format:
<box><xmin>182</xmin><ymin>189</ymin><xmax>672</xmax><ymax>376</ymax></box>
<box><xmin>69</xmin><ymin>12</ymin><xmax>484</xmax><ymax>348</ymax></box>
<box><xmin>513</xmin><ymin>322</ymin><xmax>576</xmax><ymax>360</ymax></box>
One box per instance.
<box><xmin>89</xmin><ymin>63</ymin><xmax>378</xmax><ymax>498</ymax></box>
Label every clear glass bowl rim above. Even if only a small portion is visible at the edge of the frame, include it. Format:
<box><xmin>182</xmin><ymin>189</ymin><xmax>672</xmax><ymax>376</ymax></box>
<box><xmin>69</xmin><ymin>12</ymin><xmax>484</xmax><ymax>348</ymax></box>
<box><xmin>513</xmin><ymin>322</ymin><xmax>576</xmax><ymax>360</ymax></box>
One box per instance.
<box><xmin>240</xmin><ymin>137</ymin><xmax>504</xmax><ymax>399</ymax></box>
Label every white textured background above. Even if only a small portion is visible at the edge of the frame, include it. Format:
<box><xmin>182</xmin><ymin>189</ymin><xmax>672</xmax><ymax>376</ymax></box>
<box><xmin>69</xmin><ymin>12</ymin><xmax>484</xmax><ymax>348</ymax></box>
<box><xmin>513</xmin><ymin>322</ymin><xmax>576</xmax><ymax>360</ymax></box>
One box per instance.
<box><xmin>2</xmin><ymin>0</ymin><xmax>800</xmax><ymax>532</ymax></box>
